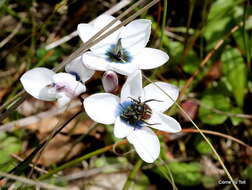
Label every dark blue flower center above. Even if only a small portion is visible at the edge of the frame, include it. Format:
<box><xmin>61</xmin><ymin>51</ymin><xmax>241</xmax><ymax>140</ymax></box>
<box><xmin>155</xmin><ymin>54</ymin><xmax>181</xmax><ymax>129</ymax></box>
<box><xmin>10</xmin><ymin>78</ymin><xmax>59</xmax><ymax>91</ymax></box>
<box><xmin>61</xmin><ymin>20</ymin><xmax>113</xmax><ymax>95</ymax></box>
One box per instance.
<box><xmin>105</xmin><ymin>39</ymin><xmax>132</xmax><ymax>64</ymax></box>
<box><xmin>117</xmin><ymin>99</ymin><xmax>153</xmax><ymax>129</ymax></box>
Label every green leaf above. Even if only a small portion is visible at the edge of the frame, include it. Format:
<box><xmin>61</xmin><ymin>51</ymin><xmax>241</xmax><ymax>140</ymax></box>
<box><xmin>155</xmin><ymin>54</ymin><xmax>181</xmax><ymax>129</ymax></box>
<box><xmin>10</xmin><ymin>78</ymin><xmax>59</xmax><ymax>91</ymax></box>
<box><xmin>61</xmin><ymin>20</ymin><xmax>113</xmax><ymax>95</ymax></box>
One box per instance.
<box><xmin>194</xmin><ymin>136</ymin><xmax>212</xmax><ymax>155</ymax></box>
<box><xmin>204</xmin><ymin>0</ymin><xmax>244</xmax><ymax>49</ymax></box>
<box><xmin>242</xmin><ymin>166</ymin><xmax>252</xmax><ymax>179</ymax></box>
<box><xmin>166</xmin><ymin>41</ymin><xmax>200</xmax><ymax>74</ymax></box>
<box><xmin>221</xmin><ymin>47</ymin><xmax>247</xmax><ymax>106</ymax></box>
<box><xmin>199</xmin><ymin>94</ymin><xmax>231</xmax><ymax>125</ymax></box>
<box><xmin>0</xmin><ymin>133</ymin><xmax>22</xmax><ymax>172</ymax></box>
<box><xmin>230</xmin><ymin>107</ymin><xmax>243</xmax><ymax>126</ymax></box>
<box><xmin>167</xmin><ymin>162</ymin><xmax>202</xmax><ymax>186</ymax></box>
<box><xmin>201</xmin><ymin>176</ymin><xmax>219</xmax><ymax>189</ymax></box>
<box><xmin>94</xmin><ymin>157</ymin><xmax>129</xmax><ymax>173</ymax></box>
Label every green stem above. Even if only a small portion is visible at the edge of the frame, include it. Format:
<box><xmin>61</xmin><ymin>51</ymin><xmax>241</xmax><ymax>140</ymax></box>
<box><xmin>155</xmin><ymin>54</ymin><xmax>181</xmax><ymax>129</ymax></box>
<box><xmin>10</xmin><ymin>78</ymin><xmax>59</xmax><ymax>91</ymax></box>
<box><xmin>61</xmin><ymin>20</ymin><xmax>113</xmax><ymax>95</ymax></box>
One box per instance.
<box><xmin>39</xmin><ymin>140</ymin><xmax>127</xmax><ymax>180</ymax></box>
<box><xmin>160</xmin><ymin>0</ymin><xmax>168</xmax><ymax>48</ymax></box>
<box><xmin>122</xmin><ymin>159</ymin><xmax>143</xmax><ymax>190</ymax></box>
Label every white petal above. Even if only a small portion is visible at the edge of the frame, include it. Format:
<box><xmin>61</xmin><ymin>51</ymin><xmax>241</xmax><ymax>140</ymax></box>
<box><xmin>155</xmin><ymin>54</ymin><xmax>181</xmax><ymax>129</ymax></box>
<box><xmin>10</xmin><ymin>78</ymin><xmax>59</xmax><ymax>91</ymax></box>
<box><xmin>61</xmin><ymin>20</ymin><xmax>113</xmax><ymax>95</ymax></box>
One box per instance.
<box><xmin>133</xmin><ymin>48</ymin><xmax>169</xmax><ymax>70</ymax></box>
<box><xmin>114</xmin><ymin>117</ymin><xmax>134</xmax><ymax>138</ymax></box>
<box><xmin>120</xmin><ymin>70</ymin><xmax>142</xmax><ymax>102</ymax></box>
<box><xmin>77</xmin><ymin>23</ymin><xmax>96</xmax><ymax>43</ymax></box>
<box><xmin>53</xmin><ymin>73</ymin><xmax>86</xmax><ymax>97</ymax></box>
<box><xmin>83</xmin><ymin>14</ymin><xmax>122</xmax><ymax>55</ymax></box>
<box><xmin>127</xmin><ymin>126</ymin><xmax>160</xmax><ymax>163</ymax></box>
<box><xmin>65</xmin><ymin>56</ymin><xmax>94</xmax><ymax>82</ymax></box>
<box><xmin>83</xmin><ymin>93</ymin><xmax>120</xmax><ymax>124</ymax></box>
<box><xmin>82</xmin><ymin>51</ymin><xmax>109</xmax><ymax>71</ymax></box>
<box><xmin>148</xmin><ymin>112</ymin><xmax>181</xmax><ymax>133</ymax></box>
<box><xmin>57</xmin><ymin>93</ymin><xmax>72</xmax><ymax>107</ymax></box>
<box><xmin>143</xmin><ymin>82</ymin><xmax>179</xmax><ymax>112</ymax></box>
<box><xmin>120</xmin><ymin>19</ymin><xmax>151</xmax><ymax>55</ymax></box>
<box><xmin>108</xmin><ymin>62</ymin><xmax>138</xmax><ymax>76</ymax></box>
<box><xmin>20</xmin><ymin>68</ymin><xmax>58</xmax><ymax>101</ymax></box>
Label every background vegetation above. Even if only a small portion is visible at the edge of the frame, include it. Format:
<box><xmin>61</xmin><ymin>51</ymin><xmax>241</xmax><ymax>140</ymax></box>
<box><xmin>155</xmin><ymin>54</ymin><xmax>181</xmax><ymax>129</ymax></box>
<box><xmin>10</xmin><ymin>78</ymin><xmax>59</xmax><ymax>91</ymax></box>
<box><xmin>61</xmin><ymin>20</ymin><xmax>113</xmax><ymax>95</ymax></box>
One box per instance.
<box><xmin>0</xmin><ymin>0</ymin><xmax>251</xmax><ymax>189</ymax></box>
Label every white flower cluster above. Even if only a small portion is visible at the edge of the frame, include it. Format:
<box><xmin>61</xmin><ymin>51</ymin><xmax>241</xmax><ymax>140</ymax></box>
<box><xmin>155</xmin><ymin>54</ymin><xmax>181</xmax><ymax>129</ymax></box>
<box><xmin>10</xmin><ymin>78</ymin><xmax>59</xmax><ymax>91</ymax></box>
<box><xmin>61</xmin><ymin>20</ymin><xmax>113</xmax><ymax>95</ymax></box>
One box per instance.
<box><xmin>20</xmin><ymin>14</ymin><xmax>181</xmax><ymax>163</ymax></box>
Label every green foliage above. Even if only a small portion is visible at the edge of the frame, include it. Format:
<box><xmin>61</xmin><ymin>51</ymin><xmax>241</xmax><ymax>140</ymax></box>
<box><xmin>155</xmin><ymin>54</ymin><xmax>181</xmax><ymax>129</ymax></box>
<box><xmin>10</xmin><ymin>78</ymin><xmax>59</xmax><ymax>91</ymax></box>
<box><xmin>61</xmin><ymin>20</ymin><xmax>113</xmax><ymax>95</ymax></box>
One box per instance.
<box><xmin>242</xmin><ymin>165</ymin><xmax>252</xmax><ymax>179</ymax></box>
<box><xmin>167</xmin><ymin>162</ymin><xmax>202</xmax><ymax>186</ymax></box>
<box><xmin>230</xmin><ymin>107</ymin><xmax>243</xmax><ymax>126</ymax></box>
<box><xmin>35</xmin><ymin>47</ymin><xmax>63</xmax><ymax>68</ymax></box>
<box><xmin>194</xmin><ymin>136</ymin><xmax>212</xmax><ymax>155</ymax></box>
<box><xmin>0</xmin><ymin>132</ymin><xmax>22</xmax><ymax>172</ymax></box>
<box><xmin>152</xmin><ymin>161</ymin><xmax>202</xmax><ymax>186</ymax></box>
<box><xmin>199</xmin><ymin>94</ymin><xmax>231</xmax><ymax>125</ymax></box>
<box><xmin>221</xmin><ymin>46</ymin><xmax>247</xmax><ymax>107</ymax></box>
<box><xmin>166</xmin><ymin>41</ymin><xmax>200</xmax><ymax>74</ymax></box>
<box><xmin>201</xmin><ymin>175</ymin><xmax>219</xmax><ymax>189</ymax></box>
<box><xmin>94</xmin><ymin>157</ymin><xmax>129</xmax><ymax>173</ymax></box>
<box><xmin>204</xmin><ymin>0</ymin><xmax>244</xmax><ymax>49</ymax></box>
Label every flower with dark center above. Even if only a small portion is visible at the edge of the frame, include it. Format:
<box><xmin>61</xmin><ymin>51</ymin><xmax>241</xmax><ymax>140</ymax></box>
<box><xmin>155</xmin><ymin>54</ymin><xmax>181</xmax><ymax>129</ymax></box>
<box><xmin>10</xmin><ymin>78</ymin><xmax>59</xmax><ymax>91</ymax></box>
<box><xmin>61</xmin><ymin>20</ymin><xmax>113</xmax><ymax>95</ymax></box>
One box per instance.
<box><xmin>78</xmin><ymin>14</ymin><xmax>169</xmax><ymax>76</ymax></box>
<box><xmin>84</xmin><ymin>71</ymin><xmax>181</xmax><ymax>163</ymax></box>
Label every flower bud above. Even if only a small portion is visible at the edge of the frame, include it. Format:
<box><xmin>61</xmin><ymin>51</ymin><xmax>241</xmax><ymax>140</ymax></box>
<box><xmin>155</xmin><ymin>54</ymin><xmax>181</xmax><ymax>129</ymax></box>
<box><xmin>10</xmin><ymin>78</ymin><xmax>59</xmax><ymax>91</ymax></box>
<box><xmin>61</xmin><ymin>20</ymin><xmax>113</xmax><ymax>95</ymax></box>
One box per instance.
<box><xmin>102</xmin><ymin>70</ymin><xmax>119</xmax><ymax>93</ymax></box>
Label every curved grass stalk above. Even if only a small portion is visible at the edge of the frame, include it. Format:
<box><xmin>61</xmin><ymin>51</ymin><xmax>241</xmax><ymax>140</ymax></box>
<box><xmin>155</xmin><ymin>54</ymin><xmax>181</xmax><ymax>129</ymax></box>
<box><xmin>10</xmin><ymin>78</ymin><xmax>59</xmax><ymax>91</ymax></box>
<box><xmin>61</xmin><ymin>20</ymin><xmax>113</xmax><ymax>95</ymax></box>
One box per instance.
<box><xmin>142</xmin><ymin>74</ymin><xmax>239</xmax><ymax>190</ymax></box>
<box><xmin>160</xmin><ymin>0</ymin><xmax>167</xmax><ymax>48</ymax></box>
<box><xmin>156</xmin><ymin>158</ymin><xmax>178</xmax><ymax>190</ymax></box>
<box><xmin>122</xmin><ymin>159</ymin><xmax>143</xmax><ymax>190</ymax></box>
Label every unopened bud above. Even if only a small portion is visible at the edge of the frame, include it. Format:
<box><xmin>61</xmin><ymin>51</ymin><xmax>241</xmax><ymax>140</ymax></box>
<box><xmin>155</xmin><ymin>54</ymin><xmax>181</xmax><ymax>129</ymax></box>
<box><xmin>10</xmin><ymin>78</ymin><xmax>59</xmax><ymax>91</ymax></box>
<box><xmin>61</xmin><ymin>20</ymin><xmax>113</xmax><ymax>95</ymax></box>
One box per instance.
<box><xmin>102</xmin><ymin>71</ymin><xmax>119</xmax><ymax>93</ymax></box>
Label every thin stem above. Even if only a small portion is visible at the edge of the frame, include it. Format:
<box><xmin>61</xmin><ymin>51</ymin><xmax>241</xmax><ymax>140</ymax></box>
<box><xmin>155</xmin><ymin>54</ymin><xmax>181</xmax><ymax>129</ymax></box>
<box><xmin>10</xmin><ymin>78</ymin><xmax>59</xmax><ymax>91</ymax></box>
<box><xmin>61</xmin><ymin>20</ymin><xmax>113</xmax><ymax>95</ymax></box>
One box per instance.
<box><xmin>156</xmin><ymin>158</ymin><xmax>177</xmax><ymax>190</ymax></box>
<box><xmin>39</xmin><ymin>140</ymin><xmax>128</xmax><ymax>180</ymax></box>
<box><xmin>122</xmin><ymin>159</ymin><xmax>143</xmax><ymax>190</ymax></box>
<box><xmin>160</xmin><ymin>0</ymin><xmax>167</xmax><ymax>48</ymax></box>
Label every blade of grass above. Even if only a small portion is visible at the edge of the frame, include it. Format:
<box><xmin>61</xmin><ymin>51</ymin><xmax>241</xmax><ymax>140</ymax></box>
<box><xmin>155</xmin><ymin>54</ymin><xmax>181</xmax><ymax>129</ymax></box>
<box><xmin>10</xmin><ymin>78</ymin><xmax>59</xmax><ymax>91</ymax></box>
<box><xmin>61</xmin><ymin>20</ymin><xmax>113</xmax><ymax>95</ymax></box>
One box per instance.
<box><xmin>160</xmin><ymin>0</ymin><xmax>167</xmax><ymax>48</ymax></box>
<box><xmin>242</xmin><ymin>2</ymin><xmax>251</xmax><ymax>67</ymax></box>
<box><xmin>122</xmin><ymin>159</ymin><xmax>143</xmax><ymax>190</ymax></box>
<box><xmin>156</xmin><ymin>158</ymin><xmax>177</xmax><ymax>190</ymax></box>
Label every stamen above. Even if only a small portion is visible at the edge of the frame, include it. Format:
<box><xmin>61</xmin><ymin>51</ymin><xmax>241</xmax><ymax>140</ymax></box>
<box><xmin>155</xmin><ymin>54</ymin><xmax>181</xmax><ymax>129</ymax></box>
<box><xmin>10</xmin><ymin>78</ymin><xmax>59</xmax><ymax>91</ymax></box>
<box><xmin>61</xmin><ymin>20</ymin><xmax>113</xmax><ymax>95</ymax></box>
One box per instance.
<box><xmin>105</xmin><ymin>39</ymin><xmax>132</xmax><ymax>64</ymax></box>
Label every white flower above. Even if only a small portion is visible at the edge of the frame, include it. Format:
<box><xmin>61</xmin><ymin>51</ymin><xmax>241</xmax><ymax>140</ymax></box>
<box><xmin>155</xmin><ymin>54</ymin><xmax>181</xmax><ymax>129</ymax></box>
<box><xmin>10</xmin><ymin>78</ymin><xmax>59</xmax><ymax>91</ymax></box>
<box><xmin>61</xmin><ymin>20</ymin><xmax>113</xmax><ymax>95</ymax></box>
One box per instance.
<box><xmin>83</xmin><ymin>71</ymin><xmax>181</xmax><ymax>163</ymax></box>
<box><xmin>20</xmin><ymin>58</ymin><xmax>94</xmax><ymax>107</ymax></box>
<box><xmin>78</xmin><ymin>14</ymin><xmax>169</xmax><ymax>76</ymax></box>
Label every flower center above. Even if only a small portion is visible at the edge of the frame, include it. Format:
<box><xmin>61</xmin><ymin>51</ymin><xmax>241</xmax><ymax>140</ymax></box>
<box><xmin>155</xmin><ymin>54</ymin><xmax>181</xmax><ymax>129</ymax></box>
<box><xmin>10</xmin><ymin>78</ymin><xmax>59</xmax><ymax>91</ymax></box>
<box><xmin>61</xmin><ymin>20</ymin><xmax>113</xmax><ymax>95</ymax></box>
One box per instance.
<box><xmin>105</xmin><ymin>38</ymin><xmax>132</xmax><ymax>64</ymax></box>
<box><xmin>118</xmin><ymin>97</ymin><xmax>152</xmax><ymax>128</ymax></box>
